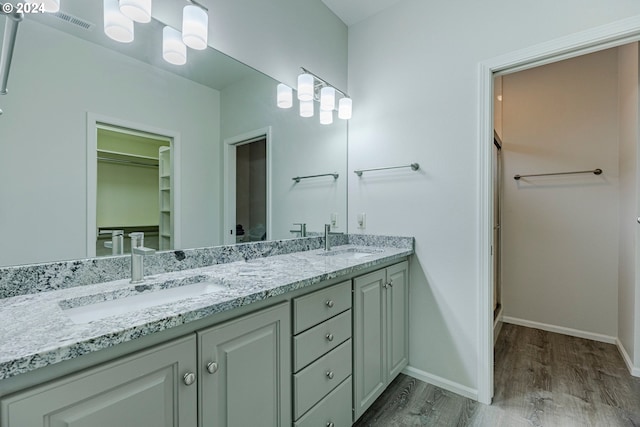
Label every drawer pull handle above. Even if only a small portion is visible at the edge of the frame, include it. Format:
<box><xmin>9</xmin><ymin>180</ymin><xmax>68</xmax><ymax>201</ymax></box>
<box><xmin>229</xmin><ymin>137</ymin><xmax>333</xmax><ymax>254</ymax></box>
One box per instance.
<box><xmin>206</xmin><ymin>361</ymin><xmax>219</xmax><ymax>374</ymax></box>
<box><xmin>326</xmin><ymin>370</ymin><xmax>334</xmax><ymax>379</ymax></box>
<box><xmin>327</xmin><ymin>423</ymin><xmax>335</xmax><ymax>427</ymax></box>
<box><xmin>326</xmin><ymin>333</ymin><xmax>334</xmax><ymax>342</ymax></box>
<box><xmin>183</xmin><ymin>372</ymin><xmax>196</xmax><ymax>386</ymax></box>
<box><xmin>326</xmin><ymin>300</ymin><xmax>335</xmax><ymax>308</ymax></box>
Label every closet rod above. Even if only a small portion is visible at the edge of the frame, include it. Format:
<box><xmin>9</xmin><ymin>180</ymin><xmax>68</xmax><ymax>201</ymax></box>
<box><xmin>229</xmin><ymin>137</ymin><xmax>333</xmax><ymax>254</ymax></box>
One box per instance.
<box><xmin>514</xmin><ymin>168</ymin><xmax>602</xmax><ymax>180</ymax></box>
<box><xmin>98</xmin><ymin>157</ymin><xmax>159</xmax><ymax>168</ymax></box>
<box><xmin>292</xmin><ymin>172</ymin><xmax>339</xmax><ymax>183</ymax></box>
<box><xmin>354</xmin><ymin>163</ymin><xmax>419</xmax><ymax>177</ymax></box>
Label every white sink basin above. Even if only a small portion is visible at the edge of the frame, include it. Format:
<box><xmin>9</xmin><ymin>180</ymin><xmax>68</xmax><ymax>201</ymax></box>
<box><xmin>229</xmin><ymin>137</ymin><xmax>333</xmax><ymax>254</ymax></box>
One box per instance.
<box><xmin>317</xmin><ymin>247</ymin><xmax>383</xmax><ymax>259</ymax></box>
<box><xmin>61</xmin><ymin>281</ymin><xmax>226</xmax><ymax>324</ymax></box>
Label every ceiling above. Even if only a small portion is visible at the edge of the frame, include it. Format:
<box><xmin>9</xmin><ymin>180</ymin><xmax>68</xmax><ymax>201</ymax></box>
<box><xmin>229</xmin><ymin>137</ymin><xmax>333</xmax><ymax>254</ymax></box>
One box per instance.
<box><xmin>321</xmin><ymin>0</ymin><xmax>402</xmax><ymax>26</ymax></box>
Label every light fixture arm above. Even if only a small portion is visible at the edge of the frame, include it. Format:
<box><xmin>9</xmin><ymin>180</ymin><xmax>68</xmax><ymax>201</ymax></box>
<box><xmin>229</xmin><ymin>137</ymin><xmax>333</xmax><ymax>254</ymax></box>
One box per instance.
<box><xmin>300</xmin><ymin>67</ymin><xmax>349</xmax><ymax>98</ymax></box>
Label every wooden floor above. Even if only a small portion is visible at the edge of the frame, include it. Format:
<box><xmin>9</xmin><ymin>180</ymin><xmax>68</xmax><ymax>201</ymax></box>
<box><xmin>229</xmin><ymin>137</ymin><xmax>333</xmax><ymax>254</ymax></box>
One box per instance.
<box><xmin>354</xmin><ymin>323</ymin><xmax>640</xmax><ymax>426</ymax></box>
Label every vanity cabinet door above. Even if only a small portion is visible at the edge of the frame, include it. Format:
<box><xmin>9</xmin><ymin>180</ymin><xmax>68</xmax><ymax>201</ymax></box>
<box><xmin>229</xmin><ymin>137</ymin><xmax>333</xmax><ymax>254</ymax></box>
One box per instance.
<box><xmin>353</xmin><ymin>269</ymin><xmax>387</xmax><ymax>420</ymax></box>
<box><xmin>0</xmin><ymin>335</ymin><xmax>198</xmax><ymax>427</ymax></box>
<box><xmin>198</xmin><ymin>302</ymin><xmax>291</xmax><ymax>427</ymax></box>
<box><xmin>353</xmin><ymin>261</ymin><xmax>409</xmax><ymax>421</ymax></box>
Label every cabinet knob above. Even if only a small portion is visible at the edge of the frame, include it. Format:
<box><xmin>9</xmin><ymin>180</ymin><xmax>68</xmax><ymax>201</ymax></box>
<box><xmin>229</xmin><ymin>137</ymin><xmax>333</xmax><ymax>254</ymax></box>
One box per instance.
<box><xmin>325</xmin><ymin>333</ymin><xmax>334</xmax><ymax>342</ymax></box>
<box><xmin>183</xmin><ymin>372</ymin><xmax>196</xmax><ymax>386</ymax></box>
<box><xmin>327</xmin><ymin>423</ymin><xmax>335</xmax><ymax>427</ymax></box>
<box><xmin>325</xmin><ymin>300</ymin><xmax>335</xmax><ymax>308</ymax></box>
<box><xmin>326</xmin><ymin>370</ymin><xmax>334</xmax><ymax>379</ymax></box>
<box><xmin>206</xmin><ymin>361</ymin><xmax>219</xmax><ymax>374</ymax></box>
<box><xmin>389</xmin><ymin>278</ymin><xmax>394</xmax><ymax>287</ymax></box>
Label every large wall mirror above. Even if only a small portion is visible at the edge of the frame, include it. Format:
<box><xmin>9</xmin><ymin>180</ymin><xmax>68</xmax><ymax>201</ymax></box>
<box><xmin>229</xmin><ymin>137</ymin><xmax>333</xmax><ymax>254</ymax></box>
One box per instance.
<box><xmin>0</xmin><ymin>0</ymin><xmax>348</xmax><ymax>267</ymax></box>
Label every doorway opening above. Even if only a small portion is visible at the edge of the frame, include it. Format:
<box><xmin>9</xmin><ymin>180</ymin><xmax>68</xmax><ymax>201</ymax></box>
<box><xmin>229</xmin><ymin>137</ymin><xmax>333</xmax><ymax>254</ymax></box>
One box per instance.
<box><xmin>478</xmin><ymin>20</ymin><xmax>640</xmax><ymax>405</ymax></box>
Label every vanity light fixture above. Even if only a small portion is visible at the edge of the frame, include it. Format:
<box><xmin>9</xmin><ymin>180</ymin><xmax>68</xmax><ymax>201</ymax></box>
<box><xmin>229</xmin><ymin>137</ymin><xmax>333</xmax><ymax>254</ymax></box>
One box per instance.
<box><xmin>162</xmin><ymin>26</ymin><xmax>187</xmax><ymax>65</ymax></box>
<box><xmin>42</xmin><ymin>0</ymin><xmax>60</xmax><ymax>13</ymax></box>
<box><xmin>104</xmin><ymin>0</ymin><xmax>134</xmax><ymax>43</ymax></box>
<box><xmin>119</xmin><ymin>0</ymin><xmax>152</xmax><ymax>23</ymax></box>
<box><xmin>279</xmin><ymin>67</ymin><xmax>352</xmax><ymax>123</ymax></box>
<box><xmin>182</xmin><ymin>2</ymin><xmax>208</xmax><ymax>50</ymax></box>
<box><xmin>277</xmin><ymin>84</ymin><xmax>293</xmax><ymax>108</ymax></box>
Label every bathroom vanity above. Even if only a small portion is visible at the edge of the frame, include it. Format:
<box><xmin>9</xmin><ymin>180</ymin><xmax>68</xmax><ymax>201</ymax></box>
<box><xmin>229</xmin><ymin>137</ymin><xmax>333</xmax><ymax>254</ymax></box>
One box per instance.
<box><xmin>0</xmin><ymin>235</ymin><xmax>412</xmax><ymax>426</ymax></box>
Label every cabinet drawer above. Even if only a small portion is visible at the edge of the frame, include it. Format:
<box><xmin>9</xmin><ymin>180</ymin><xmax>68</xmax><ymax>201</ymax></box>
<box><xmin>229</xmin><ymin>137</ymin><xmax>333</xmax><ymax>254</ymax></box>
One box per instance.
<box><xmin>294</xmin><ymin>310</ymin><xmax>351</xmax><ymax>372</ymax></box>
<box><xmin>294</xmin><ymin>280</ymin><xmax>351</xmax><ymax>334</ymax></box>
<box><xmin>294</xmin><ymin>376</ymin><xmax>352</xmax><ymax>427</ymax></box>
<box><xmin>293</xmin><ymin>339</ymin><xmax>352</xmax><ymax>419</ymax></box>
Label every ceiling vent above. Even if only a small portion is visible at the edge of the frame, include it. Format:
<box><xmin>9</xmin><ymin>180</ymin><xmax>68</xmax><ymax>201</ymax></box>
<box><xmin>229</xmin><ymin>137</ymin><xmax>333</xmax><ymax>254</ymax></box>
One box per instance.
<box><xmin>51</xmin><ymin>10</ymin><xmax>95</xmax><ymax>31</ymax></box>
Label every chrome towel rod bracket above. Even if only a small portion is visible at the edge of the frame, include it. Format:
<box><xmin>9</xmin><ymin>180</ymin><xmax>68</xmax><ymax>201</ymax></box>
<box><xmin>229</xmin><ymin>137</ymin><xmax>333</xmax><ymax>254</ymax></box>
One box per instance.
<box><xmin>514</xmin><ymin>168</ymin><xmax>602</xmax><ymax>180</ymax></box>
<box><xmin>354</xmin><ymin>163</ymin><xmax>419</xmax><ymax>177</ymax></box>
<box><xmin>292</xmin><ymin>172</ymin><xmax>339</xmax><ymax>183</ymax></box>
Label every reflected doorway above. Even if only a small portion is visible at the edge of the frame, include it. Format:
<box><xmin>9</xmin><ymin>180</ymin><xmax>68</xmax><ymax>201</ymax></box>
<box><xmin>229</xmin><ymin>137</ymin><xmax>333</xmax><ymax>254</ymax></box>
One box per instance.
<box><xmin>92</xmin><ymin>124</ymin><xmax>173</xmax><ymax>256</ymax></box>
<box><xmin>234</xmin><ymin>137</ymin><xmax>267</xmax><ymax>243</ymax></box>
<box><xmin>224</xmin><ymin>127</ymin><xmax>272</xmax><ymax>245</ymax></box>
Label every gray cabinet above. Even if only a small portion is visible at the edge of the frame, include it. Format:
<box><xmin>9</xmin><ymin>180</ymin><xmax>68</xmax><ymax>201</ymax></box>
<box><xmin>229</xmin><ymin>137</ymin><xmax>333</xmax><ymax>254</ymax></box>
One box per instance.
<box><xmin>353</xmin><ymin>261</ymin><xmax>409</xmax><ymax>420</ymax></box>
<box><xmin>0</xmin><ymin>335</ymin><xmax>198</xmax><ymax>427</ymax></box>
<box><xmin>198</xmin><ymin>302</ymin><xmax>290</xmax><ymax>427</ymax></box>
<box><xmin>292</xmin><ymin>280</ymin><xmax>353</xmax><ymax>426</ymax></box>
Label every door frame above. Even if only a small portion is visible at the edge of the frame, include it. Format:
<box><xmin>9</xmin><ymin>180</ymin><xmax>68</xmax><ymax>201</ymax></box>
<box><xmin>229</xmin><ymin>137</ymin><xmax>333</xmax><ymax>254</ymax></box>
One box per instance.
<box><xmin>477</xmin><ymin>16</ymin><xmax>640</xmax><ymax>405</ymax></box>
<box><xmin>223</xmin><ymin>127</ymin><xmax>272</xmax><ymax>244</ymax></box>
<box><xmin>86</xmin><ymin>113</ymin><xmax>182</xmax><ymax>257</ymax></box>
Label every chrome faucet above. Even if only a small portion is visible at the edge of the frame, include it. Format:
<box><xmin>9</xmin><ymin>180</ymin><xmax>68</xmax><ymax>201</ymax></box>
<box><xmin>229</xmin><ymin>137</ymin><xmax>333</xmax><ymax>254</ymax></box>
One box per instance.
<box><xmin>129</xmin><ymin>232</ymin><xmax>156</xmax><ymax>284</ymax></box>
<box><xmin>290</xmin><ymin>223</ymin><xmax>307</xmax><ymax>237</ymax></box>
<box><xmin>100</xmin><ymin>229</ymin><xmax>124</xmax><ymax>255</ymax></box>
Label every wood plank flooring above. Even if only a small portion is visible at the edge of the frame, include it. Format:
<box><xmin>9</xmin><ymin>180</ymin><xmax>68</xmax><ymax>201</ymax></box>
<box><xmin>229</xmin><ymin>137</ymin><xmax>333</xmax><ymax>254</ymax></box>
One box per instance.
<box><xmin>354</xmin><ymin>324</ymin><xmax>640</xmax><ymax>426</ymax></box>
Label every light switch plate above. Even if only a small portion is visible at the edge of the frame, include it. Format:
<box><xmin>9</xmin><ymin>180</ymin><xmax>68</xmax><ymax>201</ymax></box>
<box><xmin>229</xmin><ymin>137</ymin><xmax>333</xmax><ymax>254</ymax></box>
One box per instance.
<box><xmin>331</xmin><ymin>213</ymin><xmax>338</xmax><ymax>227</ymax></box>
<box><xmin>357</xmin><ymin>213</ymin><xmax>366</xmax><ymax>229</ymax></box>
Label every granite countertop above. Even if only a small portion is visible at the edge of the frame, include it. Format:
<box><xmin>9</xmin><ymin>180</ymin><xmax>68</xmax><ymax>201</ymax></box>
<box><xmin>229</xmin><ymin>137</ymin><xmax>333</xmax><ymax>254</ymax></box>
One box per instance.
<box><xmin>0</xmin><ymin>243</ymin><xmax>412</xmax><ymax>381</ymax></box>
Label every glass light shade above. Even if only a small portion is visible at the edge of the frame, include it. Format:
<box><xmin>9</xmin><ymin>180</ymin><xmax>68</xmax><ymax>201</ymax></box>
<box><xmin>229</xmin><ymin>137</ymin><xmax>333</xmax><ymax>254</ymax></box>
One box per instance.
<box><xmin>119</xmin><ymin>0</ymin><xmax>152</xmax><ymax>23</ymax></box>
<box><xmin>299</xmin><ymin>100</ymin><xmax>314</xmax><ymax>118</ymax></box>
<box><xmin>277</xmin><ymin>84</ymin><xmax>293</xmax><ymax>109</ymax></box>
<box><xmin>320</xmin><ymin>87</ymin><xmax>335</xmax><ymax>111</ymax></box>
<box><xmin>163</xmin><ymin>26</ymin><xmax>187</xmax><ymax>65</ymax></box>
<box><xmin>297</xmin><ymin>73</ymin><xmax>314</xmax><ymax>102</ymax></box>
<box><xmin>104</xmin><ymin>0</ymin><xmax>134</xmax><ymax>43</ymax></box>
<box><xmin>320</xmin><ymin>109</ymin><xmax>333</xmax><ymax>125</ymax></box>
<box><xmin>338</xmin><ymin>97</ymin><xmax>352</xmax><ymax>120</ymax></box>
<box><xmin>42</xmin><ymin>0</ymin><xmax>60</xmax><ymax>13</ymax></box>
<box><xmin>182</xmin><ymin>5</ymin><xmax>208</xmax><ymax>50</ymax></box>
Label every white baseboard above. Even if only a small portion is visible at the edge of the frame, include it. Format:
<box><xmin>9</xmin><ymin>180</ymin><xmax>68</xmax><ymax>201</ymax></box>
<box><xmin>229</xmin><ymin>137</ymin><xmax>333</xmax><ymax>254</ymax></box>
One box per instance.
<box><xmin>402</xmin><ymin>366</ymin><xmax>478</xmax><ymax>401</ymax></box>
<box><xmin>616</xmin><ymin>338</ymin><xmax>640</xmax><ymax>377</ymax></box>
<box><xmin>502</xmin><ymin>316</ymin><xmax>616</xmax><ymax>344</ymax></box>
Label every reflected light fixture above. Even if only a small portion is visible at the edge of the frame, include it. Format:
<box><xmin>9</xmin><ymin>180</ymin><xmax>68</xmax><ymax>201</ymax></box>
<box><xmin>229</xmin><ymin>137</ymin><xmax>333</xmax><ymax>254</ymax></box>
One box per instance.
<box><xmin>182</xmin><ymin>3</ymin><xmax>208</xmax><ymax>50</ymax></box>
<box><xmin>297</xmin><ymin>73</ymin><xmax>314</xmax><ymax>102</ymax></box>
<box><xmin>300</xmin><ymin>100</ymin><xmax>314</xmax><ymax>118</ymax></box>
<box><xmin>163</xmin><ymin>26</ymin><xmax>187</xmax><ymax>65</ymax></box>
<box><xmin>104</xmin><ymin>0</ymin><xmax>134</xmax><ymax>43</ymax></box>
<box><xmin>42</xmin><ymin>0</ymin><xmax>60</xmax><ymax>13</ymax></box>
<box><xmin>320</xmin><ymin>86</ymin><xmax>335</xmax><ymax>111</ymax></box>
<box><xmin>320</xmin><ymin>109</ymin><xmax>333</xmax><ymax>125</ymax></box>
<box><xmin>277</xmin><ymin>84</ymin><xmax>293</xmax><ymax>109</ymax></box>
<box><xmin>119</xmin><ymin>0</ymin><xmax>152</xmax><ymax>23</ymax></box>
<box><xmin>338</xmin><ymin>97</ymin><xmax>352</xmax><ymax>120</ymax></box>
<box><xmin>278</xmin><ymin>67</ymin><xmax>352</xmax><ymax>123</ymax></box>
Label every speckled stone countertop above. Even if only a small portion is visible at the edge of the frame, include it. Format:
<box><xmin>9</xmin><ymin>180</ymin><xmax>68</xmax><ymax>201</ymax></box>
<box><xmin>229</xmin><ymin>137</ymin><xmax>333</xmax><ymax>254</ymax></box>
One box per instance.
<box><xmin>0</xmin><ymin>239</ymin><xmax>412</xmax><ymax>381</ymax></box>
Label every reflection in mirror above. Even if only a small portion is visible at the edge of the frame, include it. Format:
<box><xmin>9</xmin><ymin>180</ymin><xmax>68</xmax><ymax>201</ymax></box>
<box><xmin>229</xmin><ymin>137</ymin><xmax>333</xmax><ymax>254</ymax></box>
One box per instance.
<box><xmin>0</xmin><ymin>1</ymin><xmax>347</xmax><ymax>268</ymax></box>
